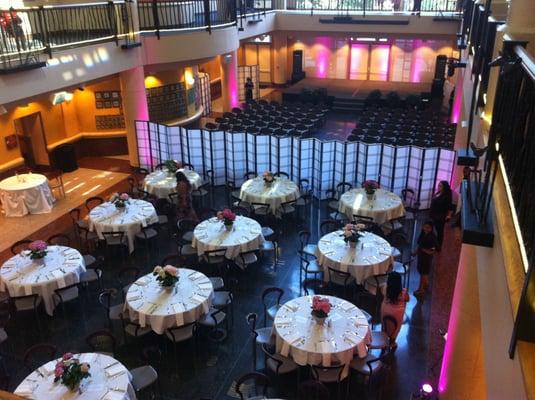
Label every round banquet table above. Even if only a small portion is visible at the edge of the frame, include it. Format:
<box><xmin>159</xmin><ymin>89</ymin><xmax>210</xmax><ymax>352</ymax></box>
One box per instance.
<box><xmin>239</xmin><ymin>177</ymin><xmax>300</xmax><ymax>217</ymax></box>
<box><xmin>191</xmin><ymin>216</ymin><xmax>264</xmax><ymax>260</ymax></box>
<box><xmin>14</xmin><ymin>353</ymin><xmax>135</xmax><ymax>400</ymax></box>
<box><xmin>88</xmin><ymin>200</ymin><xmax>158</xmax><ymax>253</ymax></box>
<box><xmin>124</xmin><ymin>268</ymin><xmax>213</xmax><ymax>334</ymax></box>
<box><xmin>0</xmin><ymin>173</ymin><xmax>54</xmax><ymax>217</ymax></box>
<box><xmin>0</xmin><ymin>246</ymin><xmax>85</xmax><ymax>316</ymax></box>
<box><xmin>338</xmin><ymin>188</ymin><xmax>405</xmax><ymax>225</ymax></box>
<box><xmin>143</xmin><ymin>168</ymin><xmax>203</xmax><ymax>198</ymax></box>
<box><xmin>315</xmin><ymin>231</ymin><xmax>393</xmax><ymax>284</ymax></box>
<box><xmin>274</xmin><ymin>295</ymin><xmax>370</xmax><ymax>373</ymax></box>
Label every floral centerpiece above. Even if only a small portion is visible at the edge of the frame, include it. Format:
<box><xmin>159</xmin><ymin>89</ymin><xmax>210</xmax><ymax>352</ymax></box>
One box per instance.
<box><xmin>110</xmin><ymin>192</ymin><xmax>130</xmax><ymax>209</ymax></box>
<box><xmin>311</xmin><ymin>296</ymin><xmax>332</xmax><ymax>324</ymax></box>
<box><xmin>217</xmin><ymin>208</ymin><xmax>236</xmax><ymax>231</ymax></box>
<box><xmin>362</xmin><ymin>180</ymin><xmax>379</xmax><ymax>197</ymax></box>
<box><xmin>153</xmin><ymin>265</ymin><xmax>179</xmax><ymax>290</ymax></box>
<box><xmin>342</xmin><ymin>223</ymin><xmax>365</xmax><ymax>248</ymax></box>
<box><xmin>164</xmin><ymin>159</ymin><xmax>180</xmax><ymax>174</ymax></box>
<box><xmin>28</xmin><ymin>240</ymin><xmax>47</xmax><ymax>260</ymax></box>
<box><xmin>54</xmin><ymin>353</ymin><xmax>91</xmax><ymax>392</ymax></box>
<box><xmin>263</xmin><ymin>171</ymin><xmax>275</xmax><ymax>185</ymax></box>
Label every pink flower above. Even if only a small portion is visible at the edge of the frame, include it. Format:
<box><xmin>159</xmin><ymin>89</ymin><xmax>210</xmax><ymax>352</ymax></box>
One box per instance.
<box><xmin>312</xmin><ymin>296</ymin><xmax>331</xmax><ymax>315</ymax></box>
<box><xmin>119</xmin><ymin>193</ymin><xmax>129</xmax><ymax>201</ymax></box>
<box><xmin>29</xmin><ymin>240</ymin><xmax>47</xmax><ymax>252</ymax></box>
<box><xmin>216</xmin><ymin>211</ymin><xmax>224</xmax><ymax>221</ymax></box>
<box><xmin>221</xmin><ymin>209</ymin><xmax>236</xmax><ymax>222</ymax></box>
<box><xmin>163</xmin><ymin>265</ymin><xmax>178</xmax><ymax>276</ymax></box>
<box><xmin>62</xmin><ymin>352</ymin><xmax>73</xmax><ymax>361</ymax></box>
<box><xmin>54</xmin><ymin>366</ymin><xmax>64</xmax><ymax>377</ymax></box>
<box><xmin>344</xmin><ymin>224</ymin><xmax>354</xmax><ymax>231</ymax></box>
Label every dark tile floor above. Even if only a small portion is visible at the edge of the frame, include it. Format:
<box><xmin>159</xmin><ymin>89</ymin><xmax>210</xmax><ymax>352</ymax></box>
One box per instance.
<box><xmin>3</xmin><ymin>180</ymin><xmax>451</xmax><ymax>400</ymax></box>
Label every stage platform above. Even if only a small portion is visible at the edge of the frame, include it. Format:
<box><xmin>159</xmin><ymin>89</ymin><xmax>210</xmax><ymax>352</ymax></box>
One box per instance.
<box><xmin>282</xmin><ymin>77</ymin><xmax>431</xmax><ymax>100</ymax></box>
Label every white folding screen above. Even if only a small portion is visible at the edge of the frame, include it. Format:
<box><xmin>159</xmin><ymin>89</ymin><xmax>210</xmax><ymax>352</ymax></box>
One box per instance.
<box><xmin>134</xmin><ymin>122</ymin><xmax>456</xmax><ymax>208</ymax></box>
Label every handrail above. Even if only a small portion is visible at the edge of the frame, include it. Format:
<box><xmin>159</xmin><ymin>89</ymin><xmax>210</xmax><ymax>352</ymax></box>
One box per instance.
<box><xmin>514</xmin><ymin>44</ymin><xmax>535</xmax><ymax>82</ymax></box>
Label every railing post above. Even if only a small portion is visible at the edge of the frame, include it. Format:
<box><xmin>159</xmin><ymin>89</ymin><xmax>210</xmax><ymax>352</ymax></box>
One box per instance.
<box><xmin>107</xmin><ymin>1</ymin><xmax>119</xmax><ymax>45</ymax></box>
<box><xmin>204</xmin><ymin>0</ymin><xmax>211</xmax><ymax>33</ymax></box>
<box><xmin>151</xmin><ymin>0</ymin><xmax>160</xmax><ymax>39</ymax></box>
<box><xmin>37</xmin><ymin>6</ymin><xmax>52</xmax><ymax>58</ymax></box>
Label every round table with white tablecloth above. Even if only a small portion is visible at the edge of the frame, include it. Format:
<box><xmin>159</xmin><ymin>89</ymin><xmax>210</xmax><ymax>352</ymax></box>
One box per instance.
<box><xmin>14</xmin><ymin>353</ymin><xmax>136</xmax><ymax>400</ymax></box>
<box><xmin>88</xmin><ymin>200</ymin><xmax>158</xmax><ymax>253</ymax></box>
<box><xmin>191</xmin><ymin>216</ymin><xmax>264</xmax><ymax>260</ymax></box>
<box><xmin>143</xmin><ymin>168</ymin><xmax>203</xmax><ymax>198</ymax></box>
<box><xmin>239</xmin><ymin>177</ymin><xmax>300</xmax><ymax>217</ymax></box>
<box><xmin>0</xmin><ymin>245</ymin><xmax>85</xmax><ymax>316</ymax></box>
<box><xmin>273</xmin><ymin>295</ymin><xmax>370</xmax><ymax>373</ymax></box>
<box><xmin>124</xmin><ymin>268</ymin><xmax>213</xmax><ymax>335</ymax></box>
<box><xmin>315</xmin><ymin>231</ymin><xmax>393</xmax><ymax>284</ymax></box>
<box><xmin>338</xmin><ymin>188</ymin><xmax>405</xmax><ymax>225</ymax></box>
<box><xmin>0</xmin><ymin>173</ymin><xmax>54</xmax><ymax>217</ymax></box>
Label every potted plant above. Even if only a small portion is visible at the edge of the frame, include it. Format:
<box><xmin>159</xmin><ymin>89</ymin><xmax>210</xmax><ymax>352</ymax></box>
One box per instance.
<box><xmin>362</xmin><ymin>180</ymin><xmax>379</xmax><ymax>200</ymax></box>
<box><xmin>110</xmin><ymin>192</ymin><xmax>130</xmax><ymax>209</ymax></box>
<box><xmin>342</xmin><ymin>223</ymin><xmax>365</xmax><ymax>248</ymax></box>
<box><xmin>153</xmin><ymin>265</ymin><xmax>179</xmax><ymax>291</ymax></box>
<box><xmin>311</xmin><ymin>296</ymin><xmax>331</xmax><ymax>325</ymax></box>
<box><xmin>54</xmin><ymin>353</ymin><xmax>91</xmax><ymax>393</ymax></box>
<box><xmin>217</xmin><ymin>208</ymin><xmax>236</xmax><ymax>231</ymax></box>
<box><xmin>27</xmin><ymin>240</ymin><xmax>48</xmax><ymax>260</ymax></box>
<box><xmin>263</xmin><ymin>171</ymin><xmax>274</xmax><ymax>186</ymax></box>
<box><xmin>164</xmin><ymin>159</ymin><xmax>179</xmax><ymax>174</ymax></box>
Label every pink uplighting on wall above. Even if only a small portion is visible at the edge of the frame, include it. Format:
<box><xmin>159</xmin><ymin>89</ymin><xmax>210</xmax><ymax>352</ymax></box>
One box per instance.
<box><xmin>373</xmin><ymin>45</ymin><xmax>390</xmax><ymax>81</ymax></box>
<box><xmin>315</xmin><ymin>37</ymin><xmax>331</xmax><ymax>78</ymax></box>
<box><xmin>410</xmin><ymin>40</ymin><xmax>431</xmax><ymax>83</ymax></box>
<box><xmin>451</xmin><ymin>69</ymin><xmax>464</xmax><ymax>123</ymax></box>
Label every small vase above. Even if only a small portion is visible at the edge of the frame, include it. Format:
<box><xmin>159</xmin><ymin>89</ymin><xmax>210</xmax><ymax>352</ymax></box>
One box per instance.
<box><xmin>366</xmin><ymin>192</ymin><xmax>375</xmax><ymax>202</ymax></box>
<box><xmin>349</xmin><ymin>241</ymin><xmax>357</xmax><ymax>249</ymax></box>
<box><xmin>224</xmin><ymin>223</ymin><xmax>233</xmax><ymax>231</ymax></box>
<box><xmin>312</xmin><ymin>314</ymin><xmax>327</xmax><ymax>325</ymax></box>
<box><xmin>33</xmin><ymin>257</ymin><xmax>45</xmax><ymax>265</ymax></box>
<box><xmin>264</xmin><ymin>180</ymin><xmax>272</xmax><ymax>187</ymax></box>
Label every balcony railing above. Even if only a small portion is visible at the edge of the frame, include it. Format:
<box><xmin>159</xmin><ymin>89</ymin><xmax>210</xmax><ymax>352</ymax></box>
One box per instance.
<box><xmin>284</xmin><ymin>0</ymin><xmax>459</xmax><ymax>13</ymax></box>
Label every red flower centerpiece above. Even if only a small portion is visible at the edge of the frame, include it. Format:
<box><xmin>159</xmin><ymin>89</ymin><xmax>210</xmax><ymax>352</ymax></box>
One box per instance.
<box><xmin>54</xmin><ymin>353</ymin><xmax>91</xmax><ymax>392</ymax></box>
<box><xmin>153</xmin><ymin>265</ymin><xmax>179</xmax><ymax>291</ymax></box>
<box><xmin>27</xmin><ymin>240</ymin><xmax>47</xmax><ymax>260</ymax></box>
<box><xmin>342</xmin><ymin>223</ymin><xmax>365</xmax><ymax>248</ymax></box>
<box><xmin>362</xmin><ymin>180</ymin><xmax>379</xmax><ymax>200</ymax></box>
<box><xmin>110</xmin><ymin>192</ymin><xmax>130</xmax><ymax>209</ymax></box>
<box><xmin>311</xmin><ymin>295</ymin><xmax>332</xmax><ymax>325</ymax></box>
<box><xmin>217</xmin><ymin>208</ymin><xmax>236</xmax><ymax>231</ymax></box>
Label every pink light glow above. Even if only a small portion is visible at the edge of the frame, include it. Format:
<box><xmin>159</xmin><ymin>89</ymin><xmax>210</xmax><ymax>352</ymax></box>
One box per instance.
<box><xmin>349</xmin><ymin>44</ymin><xmax>367</xmax><ymax>80</ymax></box>
<box><xmin>451</xmin><ymin>69</ymin><xmax>464</xmax><ymax>123</ymax></box>
<box><xmin>410</xmin><ymin>40</ymin><xmax>431</xmax><ymax>83</ymax></box>
<box><xmin>373</xmin><ymin>45</ymin><xmax>390</xmax><ymax>81</ymax></box>
<box><xmin>315</xmin><ymin>37</ymin><xmax>331</xmax><ymax>78</ymax></box>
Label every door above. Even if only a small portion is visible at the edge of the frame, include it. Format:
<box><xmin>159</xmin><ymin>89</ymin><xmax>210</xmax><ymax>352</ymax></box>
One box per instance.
<box><xmin>369</xmin><ymin>44</ymin><xmax>390</xmax><ymax>81</ymax></box>
<box><xmin>349</xmin><ymin>44</ymin><xmax>369</xmax><ymax>80</ymax></box>
<box><xmin>14</xmin><ymin>113</ymin><xmax>49</xmax><ymax>169</ymax></box>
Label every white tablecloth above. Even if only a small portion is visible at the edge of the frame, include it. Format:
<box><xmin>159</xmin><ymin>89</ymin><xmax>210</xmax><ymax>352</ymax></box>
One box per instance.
<box><xmin>14</xmin><ymin>353</ymin><xmax>135</xmax><ymax>400</ymax></box>
<box><xmin>192</xmin><ymin>216</ymin><xmax>264</xmax><ymax>260</ymax></box>
<box><xmin>315</xmin><ymin>231</ymin><xmax>393</xmax><ymax>284</ymax></box>
<box><xmin>143</xmin><ymin>169</ymin><xmax>203</xmax><ymax>198</ymax></box>
<box><xmin>0</xmin><ymin>174</ymin><xmax>54</xmax><ymax>217</ymax></box>
<box><xmin>0</xmin><ymin>246</ymin><xmax>85</xmax><ymax>316</ymax></box>
<box><xmin>124</xmin><ymin>269</ymin><xmax>213</xmax><ymax>335</ymax></box>
<box><xmin>239</xmin><ymin>177</ymin><xmax>300</xmax><ymax>216</ymax></box>
<box><xmin>88</xmin><ymin>200</ymin><xmax>158</xmax><ymax>253</ymax></box>
<box><xmin>338</xmin><ymin>188</ymin><xmax>405</xmax><ymax>224</ymax></box>
<box><xmin>274</xmin><ymin>296</ymin><xmax>370</xmax><ymax>372</ymax></box>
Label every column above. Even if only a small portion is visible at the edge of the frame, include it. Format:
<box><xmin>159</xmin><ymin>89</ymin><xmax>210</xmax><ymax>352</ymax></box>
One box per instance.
<box><xmin>219</xmin><ymin>50</ymin><xmax>239</xmax><ymax>112</ymax></box>
<box><xmin>272</xmin><ymin>32</ymin><xmax>288</xmax><ymax>85</ymax></box>
<box><xmin>120</xmin><ymin>66</ymin><xmax>149</xmax><ymax>167</ymax></box>
<box><xmin>184</xmin><ymin>65</ymin><xmax>199</xmax><ymax>115</ymax></box>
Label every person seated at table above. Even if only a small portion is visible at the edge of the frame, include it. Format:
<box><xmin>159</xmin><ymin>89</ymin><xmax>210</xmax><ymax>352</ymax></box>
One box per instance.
<box><xmin>413</xmin><ymin>221</ymin><xmax>438</xmax><ymax>298</ymax></box>
<box><xmin>380</xmin><ymin>272</ymin><xmax>409</xmax><ymax>346</ymax></box>
<box><xmin>175</xmin><ymin>171</ymin><xmax>198</xmax><ymax>221</ymax></box>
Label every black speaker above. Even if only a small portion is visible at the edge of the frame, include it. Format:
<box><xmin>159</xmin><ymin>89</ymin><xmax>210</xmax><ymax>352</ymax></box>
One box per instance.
<box><xmin>292</xmin><ymin>50</ymin><xmax>303</xmax><ymax>75</ymax></box>
<box><xmin>431</xmin><ymin>78</ymin><xmax>444</xmax><ymax>98</ymax></box>
<box><xmin>434</xmin><ymin>54</ymin><xmax>448</xmax><ymax>80</ymax></box>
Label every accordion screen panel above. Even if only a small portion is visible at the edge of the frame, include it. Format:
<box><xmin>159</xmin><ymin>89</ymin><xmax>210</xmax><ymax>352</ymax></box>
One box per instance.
<box><xmin>198</xmin><ymin>73</ymin><xmax>212</xmax><ymax>117</ymax></box>
<box><xmin>134</xmin><ymin>123</ymin><xmax>455</xmax><ymax>208</ymax></box>
<box><xmin>237</xmin><ymin>65</ymin><xmax>260</xmax><ymax>102</ymax></box>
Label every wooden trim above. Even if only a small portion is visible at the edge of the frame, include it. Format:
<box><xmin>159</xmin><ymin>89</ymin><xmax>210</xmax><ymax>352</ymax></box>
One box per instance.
<box><xmin>46</xmin><ymin>131</ymin><xmax>127</xmax><ymax>151</ymax></box>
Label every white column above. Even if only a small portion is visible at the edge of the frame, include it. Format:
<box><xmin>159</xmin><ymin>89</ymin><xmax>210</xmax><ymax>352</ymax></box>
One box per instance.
<box><xmin>219</xmin><ymin>51</ymin><xmax>239</xmax><ymax>112</ymax></box>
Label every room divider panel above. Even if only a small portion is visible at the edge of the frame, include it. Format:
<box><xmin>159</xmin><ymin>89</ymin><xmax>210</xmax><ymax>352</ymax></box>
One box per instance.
<box><xmin>135</xmin><ymin>121</ymin><xmax>456</xmax><ymax>208</ymax></box>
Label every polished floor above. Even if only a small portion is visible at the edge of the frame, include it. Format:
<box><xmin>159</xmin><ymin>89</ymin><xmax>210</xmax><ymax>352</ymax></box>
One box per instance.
<box><xmin>1</xmin><ymin>158</ymin><xmax>461</xmax><ymax>400</ymax></box>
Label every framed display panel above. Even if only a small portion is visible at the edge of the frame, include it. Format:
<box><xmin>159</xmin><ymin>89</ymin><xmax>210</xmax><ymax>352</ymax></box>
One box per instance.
<box><xmin>134</xmin><ymin>121</ymin><xmax>456</xmax><ymax>208</ymax></box>
<box><xmin>94</xmin><ymin>91</ymin><xmax>122</xmax><ymax>108</ymax></box>
<box><xmin>95</xmin><ymin>115</ymin><xmax>125</xmax><ymax>130</ymax></box>
<box><xmin>146</xmin><ymin>82</ymin><xmax>187</xmax><ymax>123</ymax></box>
<box><xmin>237</xmin><ymin>65</ymin><xmax>260</xmax><ymax>102</ymax></box>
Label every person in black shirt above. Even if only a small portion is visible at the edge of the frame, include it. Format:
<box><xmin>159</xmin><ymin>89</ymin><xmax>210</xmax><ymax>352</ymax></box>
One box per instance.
<box><xmin>245</xmin><ymin>77</ymin><xmax>254</xmax><ymax>103</ymax></box>
<box><xmin>430</xmin><ymin>180</ymin><xmax>453</xmax><ymax>251</ymax></box>
<box><xmin>413</xmin><ymin>221</ymin><xmax>438</xmax><ymax>298</ymax></box>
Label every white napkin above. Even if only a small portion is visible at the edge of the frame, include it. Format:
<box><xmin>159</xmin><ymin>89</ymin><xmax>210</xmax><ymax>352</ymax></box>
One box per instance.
<box><xmin>105</xmin><ymin>363</ymin><xmax>124</xmax><ymax>378</ymax></box>
<box><xmin>3</xmin><ymin>272</ymin><xmax>19</xmax><ymax>281</ymax></box>
<box><xmin>173</xmin><ymin>303</ymin><xmax>185</xmax><ymax>326</ymax></box>
<box><xmin>190</xmin><ymin>294</ymin><xmax>206</xmax><ymax>304</ymax></box>
<box><xmin>198</xmin><ymin>283</ymin><xmax>212</xmax><ymax>291</ymax></box>
<box><xmin>51</xmin><ymin>270</ymin><xmax>66</xmax><ymax>288</ymax></box>
<box><xmin>126</xmin><ymin>293</ymin><xmax>142</xmax><ymax>302</ymax></box>
<box><xmin>39</xmin><ymin>362</ymin><xmax>56</xmax><ymax>377</ymax></box>
<box><xmin>275</xmin><ymin>317</ymin><xmax>292</xmax><ymax>327</ymax></box>
<box><xmin>135</xmin><ymin>278</ymin><xmax>149</xmax><ymax>286</ymax></box>
<box><xmin>284</xmin><ymin>303</ymin><xmax>298</xmax><ymax>312</ymax></box>
<box><xmin>356</xmin><ymin>315</ymin><xmax>369</xmax><ymax>327</ymax></box>
<box><xmin>24</xmin><ymin>284</ymin><xmax>33</xmax><ymax>296</ymax></box>
<box><xmin>14</xmin><ymin>382</ymin><xmax>34</xmax><ymax>399</ymax></box>
<box><xmin>317</xmin><ymin>341</ymin><xmax>331</xmax><ymax>353</ymax></box>
<box><xmin>340</xmin><ymin>302</ymin><xmax>354</xmax><ymax>312</ymax></box>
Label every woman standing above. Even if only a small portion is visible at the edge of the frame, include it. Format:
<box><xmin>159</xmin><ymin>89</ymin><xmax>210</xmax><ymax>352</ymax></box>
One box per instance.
<box><xmin>381</xmin><ymin>272</ymin><xmax>409</xmax><ymax>346</ymax></box>
<box><xmin>430</xmin><ymin>180</ymin><xmax>453</xmax><ymax>251</ymax></box>
<box><xmin>175</xmin><ymin>171</ymin><xmax>197</xmax><ymax>221</ymax></box>
<box><xmin>413</xmin><ymin>221</ymin><xmax>438</xmax><ymax>297</ymax></box>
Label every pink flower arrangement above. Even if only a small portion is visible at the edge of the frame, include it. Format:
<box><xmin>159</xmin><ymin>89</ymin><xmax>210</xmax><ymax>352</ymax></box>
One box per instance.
<box><xmin>311</xmin><ymin>296</ymin><xmax>332</xmax><ymax>318</ymax></box>
<box><xmin>217</xmin><ymin>208</ymin><xmax>236</xmax><ymax>226</ymax></box>
<box><xmin>153</xmin><ymin>264</ymin><xmax>179</xmax><ymax>287</ymax></box>
<box><xmin>263</xmin><ymin>171</ymin><xmax>274</xmax><ymax>184</ymax></box>
<box><xmin>362</xmin><ymin>180</ymin><xmax>380</xmax><ymax>194</ymax></box>
<box><xmin>110</xmin><ymin>192</ymin><xmax>130</xmax><ymax>208</ymax></box>
<box><xmin>342</xmin><ymin>223</ymin><xmax>364</xmax><ymax>243</ymax></box>
<box><xmin>53</xmin><ymin>353</ymin><xmax>90</xmax><ymax>391</ymax></box>
<box><xmin>28</xmin><ymin>240</ymin><xmax>47</xmax><ymax>259</ymax></box>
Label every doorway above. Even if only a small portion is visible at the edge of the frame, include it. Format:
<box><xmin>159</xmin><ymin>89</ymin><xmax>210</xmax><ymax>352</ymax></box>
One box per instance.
<box><xmin>349</xmin><ymin>43</ymin><xmax>391</xmax><ymax>81</ymax></box>
<box><xmin>14</xmin><ymin>112</ymin><xmax>49</xmax><ymax>170</ymax></box>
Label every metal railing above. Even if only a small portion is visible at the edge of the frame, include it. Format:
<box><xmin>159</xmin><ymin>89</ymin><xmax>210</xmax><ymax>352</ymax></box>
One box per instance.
<box><xmin>284</xmin><ymin>0</ymin><xmax>459</xmax><ymax>13</ymax></box>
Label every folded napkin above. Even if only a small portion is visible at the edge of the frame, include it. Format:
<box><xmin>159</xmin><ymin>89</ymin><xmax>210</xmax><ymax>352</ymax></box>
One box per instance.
<box><xmin>198</xmin><ymin>283</ymin><xmax>212</xmax><ymax>291</ymax></box>
<box><xmin>190</xmin><ymin>294</ymin><xmax>206</xmax><ymax>304</ymax></box>
<box><xmin>126</xmin><ymin>293</ymin><xmax>142</xmax><ymax>302</ymax></box>
<box><xmin>79</xmin><ymin>353</ymin><xmax>97</xmax><ymax>364</ymax></box>
<box><xmin>316</xmin><ymin>341</ymin><xmax>331</xmax><ymax>353</ymax></box>
<box><xmin>173</xmin><ymin>303</ymin><xmax>185</xmax><ymax>326</ymax></box>
<box><xmin>284</xmin><ymin>303</ymin><xmax>298</xmax><ymax>312</ymax></box>
<box><xmin>4</xmin><ymin>272</ymin><xmax>19</xmax><ymax>281</ymax></box>
<box><xmin>104</xmin><ymin>390</ymin><xmax>126</xmax><ymax>400</ymax></box>
<box><xmin>344</xmin><ymin>332</ymin><xmax>360</xmax><ymax>345</ymax></box>
<box><xmin>135</xmin><ymin>278</ymin><xmax>149</xmax><ymax>286</ymax></box>
<box><xmin>39</xmin><ymin>362</ymin><xmax>56</xmax><ymax>377</ymax></box>
<box><xmin>51</xmin><ymin>270</ymin><xmax>66</xmax><ymax>288</ymax></box>
<box><xmin>275</xmin><ymin>317</ymin><xmax>292</xmax><ymax>327</ymax></box>
<box><xmin>355</xmin><ymin>316</ymin><xmax>369</xmax><ymax>327</ymax></box>
<box><xmin>14</xmin><ymin>382</ymin><xmax>34</xmax><ymax>399</ymax></box>
<box><xmin>190</xmin><ymin>273</ymin><xmax>204</xmax><ymax>281</ymax></box>
<box><xmin>340</xmin><ymin>302</ymin><xmax>354</xmax><ymax>312</ymax></box>
<box><xmin>105</xmin><ymin>364</ymin><xmax>125</xmax><ymax>378</ymax></box>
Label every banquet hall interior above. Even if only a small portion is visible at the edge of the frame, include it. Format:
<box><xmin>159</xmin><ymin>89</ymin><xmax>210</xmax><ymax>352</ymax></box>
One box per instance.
<box><xmin>0</xmin><ymin>0</ymin><xmax>534</xmax><ymax>399</ymax></box>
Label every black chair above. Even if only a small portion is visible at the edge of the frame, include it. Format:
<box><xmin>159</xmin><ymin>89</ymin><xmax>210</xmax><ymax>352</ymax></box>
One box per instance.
<box><xmin>298</xmin><ymin>251</ymin><xmax>323</xmax><ymax>294</ymax></box>
<box><xmin>53</xmin><ymin>283</ymin><xmax>82</xmax><ymax>317</ymax></box>
<box><xmin>274</xmin><ymin>171</ymin><xmax>289</xmax><ymax>179</ymax></box>
<box><xmin>298</xmin><ymin>380</ymin><xmax>331</xmax><ymax>400</ymax></box>
<box><xmin>246</xmin><ymin>313</ymin><xmax>274</xmax><ymax>370</ymax></box>
<box><xmin>320</xmin><ymin>219</ymin><xmax>340</xmax><ymax>235</ymax></box>
<box><xmin>10</xmin><ymin>240</ymin><xmax>33</xmax><ymax>255</ymax></box>
<box><xmin>98</xmin><ymin>289</ymin><xmax>124</xmax><ymax>329</ymax></box>
<box><xmin>85</xmin><ymin>196</ymin><xmax>104</xmax><ymax>213</ymax></box>
<box><xmin>261</xmin><ymin>287</ymin><xmax>284</xmax><ymax>327</ymax></box>
<box><xmin>244</xmin><ymin>171</ymin><xmax>257</xmax><ymax>181</ymax></box>
<box><xmin>86</xmin><ymin>329</ymin><xmax>117</xmax><ymax>357</ymax></box>
<box><xmin>310</xmin><ymin>364</ymin><xmax>347</xmax><ymax>400</ymax></box>
<box><xmin>298</xmin><ymin>230</ymin><xmax>317</xmax><ymax>258</ymax></box>
<box><xmin>165</xmin><ymin>322</ymin><xmax>197</xmax><ymax>365</ymax></box>
<box><xmin>46</xmin><ymin>233</ymin><xmax>71</xmax><ymax>246</ymax></box>
<box><xmin>23</xmin><ymin>343</ymin><xmax>57</xmax><ymax>371</ymax></box>
<box><xmin>327</xmin><ymin>267</ymin><xmax>355</xmax><ymax>299</ymax></box>
<box><xmin>235</xmin><ymin>372</ymin><xmax>272</xmax><ymax>400</ymax></box>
